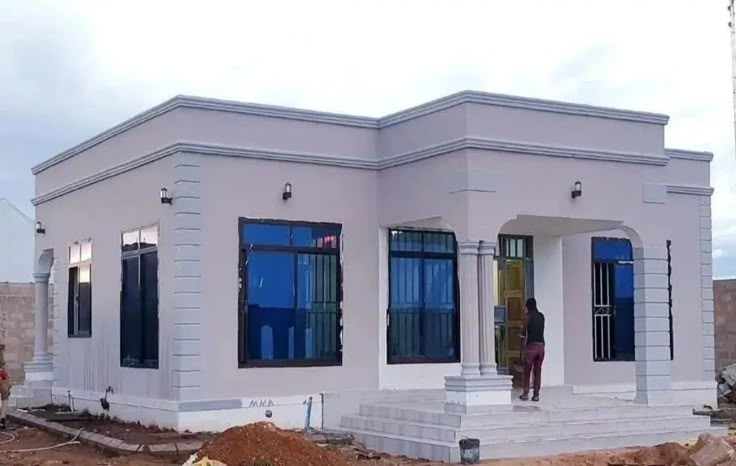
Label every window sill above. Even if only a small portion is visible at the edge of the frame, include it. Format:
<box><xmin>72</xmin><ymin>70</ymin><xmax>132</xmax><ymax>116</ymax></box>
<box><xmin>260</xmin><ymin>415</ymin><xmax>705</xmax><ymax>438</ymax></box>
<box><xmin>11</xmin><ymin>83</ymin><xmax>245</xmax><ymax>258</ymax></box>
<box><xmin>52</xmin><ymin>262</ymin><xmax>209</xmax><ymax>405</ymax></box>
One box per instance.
<box><xmin>239</xmin><ymin>359</ymin><xmax>342</xmax><ymax>368</ymax></box>
<box><xmin>388</xmin><ymin>357</ymin><xmax>460</xmax><ymax>365</ymax></box>
<box><xmin>68</xmin><ymin>333</ymin><xmax>92</xmax><ymax>339</ymax></box>
<box><xmin>593</xmin><ymin>359</ymin><xmax>636</xmax><ymax>363</ymax></box>
<box><xmin>121</xmin><ymin>361</ymin><xmax>159</xmax><ymax>369</ymax></box>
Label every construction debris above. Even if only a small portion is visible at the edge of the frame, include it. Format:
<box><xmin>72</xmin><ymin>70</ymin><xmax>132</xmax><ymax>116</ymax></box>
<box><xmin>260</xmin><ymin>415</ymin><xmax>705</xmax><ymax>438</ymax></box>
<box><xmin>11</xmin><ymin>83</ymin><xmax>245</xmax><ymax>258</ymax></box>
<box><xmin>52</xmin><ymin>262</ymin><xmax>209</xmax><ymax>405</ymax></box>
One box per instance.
<box><xmin>719</xmin><ymin>364</ymin><xmax>736</xmax><ymax>403</ymax></box>
<box><xmin>195</xmin><ymin>422</ymin><xmax>349</xmax><ymax>466</ymax></box>
<box><xmin>688</xmin><ymin>433</ymin><xmax>735</xmax><ymax>466</ymax></box>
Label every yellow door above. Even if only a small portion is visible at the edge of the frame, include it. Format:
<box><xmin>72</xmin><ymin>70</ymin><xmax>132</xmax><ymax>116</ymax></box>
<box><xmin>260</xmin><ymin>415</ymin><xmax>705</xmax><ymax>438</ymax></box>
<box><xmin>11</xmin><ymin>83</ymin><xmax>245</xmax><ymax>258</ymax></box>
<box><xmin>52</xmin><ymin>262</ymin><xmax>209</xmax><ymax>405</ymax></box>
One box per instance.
<box><xmin>499</xmin><ymin>259</ymin><xmax>526</xmax><ymax>387</ymax></box>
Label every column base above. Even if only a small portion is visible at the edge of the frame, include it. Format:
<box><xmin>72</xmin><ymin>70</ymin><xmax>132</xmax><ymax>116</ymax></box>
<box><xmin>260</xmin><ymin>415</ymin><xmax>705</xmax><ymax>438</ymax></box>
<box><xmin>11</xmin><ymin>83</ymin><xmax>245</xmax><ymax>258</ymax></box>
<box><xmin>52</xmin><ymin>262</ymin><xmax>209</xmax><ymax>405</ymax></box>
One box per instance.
<box><xmin>24</xmin><ymin>353</ymin><xmax>53</xmax><ymax>387</ymax></box>
<box><xmin>444</xmin><ymin>374</ymin><xmax>513</xmax><ymax>414</ymax></box>
<box><xmin>635</xmin><ymin>390</ymin><xmax>673</xmax><ymax>406</ymax></box>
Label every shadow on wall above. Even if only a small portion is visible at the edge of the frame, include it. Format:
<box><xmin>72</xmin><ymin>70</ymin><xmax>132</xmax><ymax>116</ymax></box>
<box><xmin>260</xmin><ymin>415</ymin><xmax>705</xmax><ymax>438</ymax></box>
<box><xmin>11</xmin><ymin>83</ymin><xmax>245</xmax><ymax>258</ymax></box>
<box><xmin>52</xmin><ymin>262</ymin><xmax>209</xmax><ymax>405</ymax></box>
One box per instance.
<box><xmin>716</xmin><ymin>279</ymin><xmax>736</xmax><ymax>371</ymax></box>
<box><xmin>0</xmin><ymin>283</ymin><xmax>54</xmax><ymax>382</ymax></box>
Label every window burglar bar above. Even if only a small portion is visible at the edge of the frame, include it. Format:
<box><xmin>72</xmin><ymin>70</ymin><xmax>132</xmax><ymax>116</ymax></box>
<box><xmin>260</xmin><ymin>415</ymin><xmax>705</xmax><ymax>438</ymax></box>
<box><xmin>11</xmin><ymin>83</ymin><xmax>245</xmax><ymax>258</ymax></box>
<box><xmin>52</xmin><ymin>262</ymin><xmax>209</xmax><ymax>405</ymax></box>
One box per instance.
<box><xmin>593</xmin><ymin>261</ymin><xmax>615</xmax><ymax>361</ymax></box>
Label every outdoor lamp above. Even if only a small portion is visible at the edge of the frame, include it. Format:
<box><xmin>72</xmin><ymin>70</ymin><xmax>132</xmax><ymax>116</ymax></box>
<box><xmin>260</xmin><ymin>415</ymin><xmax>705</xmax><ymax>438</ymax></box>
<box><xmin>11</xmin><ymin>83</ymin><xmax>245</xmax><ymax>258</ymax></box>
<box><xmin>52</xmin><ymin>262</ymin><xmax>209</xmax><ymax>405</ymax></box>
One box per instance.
<box><xmin>35</xmin><ymin>221</ymin><xmax>46</xmax><ymax>234</ymax></box>
<box><xmin>160</xmin><ymin>187</ymin><xmax>172</xmax><ymax>204</ymax></box>
<box><xmin>571</xmin><ymin>181</ymin><xmax>582</xmax><ymax>199</ymax></box>
<box><xmin>282</xmin><ymin>182</ymin><xmax>293</xmax><ymax>201</ymax></box>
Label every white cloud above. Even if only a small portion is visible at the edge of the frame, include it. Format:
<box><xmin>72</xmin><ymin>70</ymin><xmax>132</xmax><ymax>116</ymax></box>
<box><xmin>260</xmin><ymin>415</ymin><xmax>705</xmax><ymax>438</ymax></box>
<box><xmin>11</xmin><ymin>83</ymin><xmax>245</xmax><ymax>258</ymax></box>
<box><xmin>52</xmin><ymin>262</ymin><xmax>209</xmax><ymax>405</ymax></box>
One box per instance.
<box><xmin>1</xmin><ymin>0</ymin><xmax>734</xmax><ymax>275</ymax></box>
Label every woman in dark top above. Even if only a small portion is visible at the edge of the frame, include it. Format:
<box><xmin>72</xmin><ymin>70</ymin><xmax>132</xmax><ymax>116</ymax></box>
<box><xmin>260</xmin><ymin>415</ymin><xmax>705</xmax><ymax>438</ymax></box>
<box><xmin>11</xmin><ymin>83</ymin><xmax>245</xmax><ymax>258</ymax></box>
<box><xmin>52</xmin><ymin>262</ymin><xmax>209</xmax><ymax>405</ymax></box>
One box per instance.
<box><xmin>520</xmin><ymin>298</ymin><xmax>545</xmax><ymax>402</ymax></box>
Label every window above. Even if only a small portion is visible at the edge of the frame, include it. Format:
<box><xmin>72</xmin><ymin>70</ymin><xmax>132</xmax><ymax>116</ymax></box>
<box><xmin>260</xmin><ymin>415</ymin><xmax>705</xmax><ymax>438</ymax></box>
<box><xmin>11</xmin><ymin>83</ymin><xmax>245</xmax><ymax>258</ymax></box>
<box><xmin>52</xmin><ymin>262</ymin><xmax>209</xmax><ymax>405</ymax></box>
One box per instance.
<box><xmin>667</xmin><ymin>239</ymin><xmax>674</xmax><ymax>360</ymax></box>
<box><xmin>120</xmin><ymin>226</ymin><xmax>159</xmax><ymax>368</ymax></box>
<box><xmin>387</xmin><ymin>230</ymin><xmax>458</xmax><ymax>364</ymax></box>
<box><xmin>592</xmin><ymin>237</ymin><xmax>634</xmax><ymax>361</ymax></box>
<box><xmin>239</xmin><ymin>219</ymin><xmax>342</xmax><ymax>367</ymax></box>
<box><xmin>68</xmin><ymin>241</ymin><xmax>92</xmax><ymax>337</ymax></box>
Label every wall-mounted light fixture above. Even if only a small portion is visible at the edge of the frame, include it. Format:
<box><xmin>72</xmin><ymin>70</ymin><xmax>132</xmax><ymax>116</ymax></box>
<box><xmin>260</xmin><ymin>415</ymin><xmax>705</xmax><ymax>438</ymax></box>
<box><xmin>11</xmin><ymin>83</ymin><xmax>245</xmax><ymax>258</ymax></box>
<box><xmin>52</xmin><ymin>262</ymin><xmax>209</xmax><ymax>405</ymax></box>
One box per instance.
<box><xmin>282</xmin><ymin>182</ymin><xmax>293</xmax><ymax>201</ymax></box>
<box><xmin>35</xmin><ymin>221</ymin><xmax>46</xmax><ymax>234</ymax></box>
<box><xmin>571</xmin><ymin>180</ymin><xmax>582</xmax><ymax>199</ymax></box>
<box><xmin>160</xmin><ymin>187</ymin><xmax>172</xmax><ymax>204</ymax></box>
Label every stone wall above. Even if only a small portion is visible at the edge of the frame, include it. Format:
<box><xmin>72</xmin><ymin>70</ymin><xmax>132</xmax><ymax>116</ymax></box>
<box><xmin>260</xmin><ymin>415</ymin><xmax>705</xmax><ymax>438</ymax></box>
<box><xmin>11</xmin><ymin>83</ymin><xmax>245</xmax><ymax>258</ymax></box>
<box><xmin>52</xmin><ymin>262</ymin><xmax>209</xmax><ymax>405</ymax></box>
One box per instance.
<box><xmin>0</xmin><ymin>282</ymin><xmax>53</xmax><ymax>383</ymax></box>
<box><xmin>715</xmin><ymin>279</ymin><xmax>736</xmax><ymax>372</ymax></box>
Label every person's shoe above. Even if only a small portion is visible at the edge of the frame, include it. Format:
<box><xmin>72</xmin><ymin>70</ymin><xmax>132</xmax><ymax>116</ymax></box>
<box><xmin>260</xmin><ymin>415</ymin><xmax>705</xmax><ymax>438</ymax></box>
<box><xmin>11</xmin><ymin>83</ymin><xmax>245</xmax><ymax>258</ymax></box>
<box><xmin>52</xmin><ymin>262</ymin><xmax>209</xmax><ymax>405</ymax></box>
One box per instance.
<box><xmin>531</xmin><ymin>394</ymin><xmax>540</xmax><ymax>402</ymax></box>
<box><xmin>519</xmin><ymin>394</ymin><xmax>529</xmax><ymax>401</ymax></box>
<box><xmin>0</xmin><ymin>418</ymin><xmax>6</xmax><ymax>430</ymax></box>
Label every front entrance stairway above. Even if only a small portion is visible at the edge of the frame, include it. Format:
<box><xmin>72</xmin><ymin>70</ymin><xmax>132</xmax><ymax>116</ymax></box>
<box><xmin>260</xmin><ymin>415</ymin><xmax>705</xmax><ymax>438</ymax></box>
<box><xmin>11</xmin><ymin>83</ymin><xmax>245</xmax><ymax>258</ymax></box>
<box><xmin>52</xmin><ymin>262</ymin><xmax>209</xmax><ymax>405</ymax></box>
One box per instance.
<box><xmin>340</xmin><ymin>387</ymin><xmax>725</xmax><ymax>462</ymax></box>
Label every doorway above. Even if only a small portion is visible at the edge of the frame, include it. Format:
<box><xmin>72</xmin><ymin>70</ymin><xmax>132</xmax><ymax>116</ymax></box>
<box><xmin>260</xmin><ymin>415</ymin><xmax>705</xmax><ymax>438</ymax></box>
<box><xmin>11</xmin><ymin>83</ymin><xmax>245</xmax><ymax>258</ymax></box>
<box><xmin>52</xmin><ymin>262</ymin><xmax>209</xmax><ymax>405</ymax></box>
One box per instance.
<box><xmin>495</xmin><ymin>235</ymin><xmax>533</xmax><ymax>387</ymax></box>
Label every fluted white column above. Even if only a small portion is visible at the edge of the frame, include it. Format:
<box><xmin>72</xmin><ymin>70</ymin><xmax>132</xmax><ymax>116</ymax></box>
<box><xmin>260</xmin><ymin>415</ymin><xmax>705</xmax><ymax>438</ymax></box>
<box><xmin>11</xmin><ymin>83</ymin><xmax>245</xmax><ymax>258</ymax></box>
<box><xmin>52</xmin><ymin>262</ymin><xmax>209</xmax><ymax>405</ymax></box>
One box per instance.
<box><xmin>478</xmin><ymin>241</ymin><xmax>497</xmax><ymax>376</ymax></box>
<box><xmin>24</xmin><ymin>271</ymin><xmax>54</xmax><ymax>384</ymax></box>
<box><xmin>458</xmin><ymin>240</ymin><xmax>481</xmax><ymax>376</ymax></box>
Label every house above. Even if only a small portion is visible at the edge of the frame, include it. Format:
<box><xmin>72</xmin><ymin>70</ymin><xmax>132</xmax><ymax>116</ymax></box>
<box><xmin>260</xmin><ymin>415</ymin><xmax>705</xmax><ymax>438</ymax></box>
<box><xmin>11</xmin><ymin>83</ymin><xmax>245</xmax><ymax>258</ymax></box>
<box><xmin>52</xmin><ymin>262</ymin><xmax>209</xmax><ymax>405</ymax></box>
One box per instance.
<box><xmin>0</xmin><ymin>198</ymin><xmax>34</xmax><ymax>283</ymax></box>
<box><xmin>23</xmin><ymin>91</ymin><xmax>719</xmax><ymax>459</ymax></box>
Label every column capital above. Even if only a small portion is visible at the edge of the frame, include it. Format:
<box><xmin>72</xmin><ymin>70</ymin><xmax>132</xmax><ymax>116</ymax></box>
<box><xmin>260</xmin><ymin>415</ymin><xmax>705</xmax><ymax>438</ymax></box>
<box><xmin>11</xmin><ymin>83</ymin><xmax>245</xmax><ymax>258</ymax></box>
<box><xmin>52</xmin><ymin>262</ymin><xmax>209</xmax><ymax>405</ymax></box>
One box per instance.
<box><xmin>457</xmin><ymin>240</ymin><xmax>480</xmax><ymax>255</ymax></box>
<box><xmin>33</xmin><ymin>272</ymin><xmax>51</xmax><ymax>283</ymax></box>
<box><xmin>478</xmin><ymin>241</ymin><xmax>496</xmax><ymax>256</ymax></box>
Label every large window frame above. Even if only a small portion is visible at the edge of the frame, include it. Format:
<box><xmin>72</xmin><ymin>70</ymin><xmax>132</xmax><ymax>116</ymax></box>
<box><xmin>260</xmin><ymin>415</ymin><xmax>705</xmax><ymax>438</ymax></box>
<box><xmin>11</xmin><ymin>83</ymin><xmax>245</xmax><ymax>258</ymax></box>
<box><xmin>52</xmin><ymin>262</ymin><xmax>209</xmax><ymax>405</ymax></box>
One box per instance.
<box><xmin>68</xmin><ymin>240</ymin><xmax>92</xmax><ymax>338</ymax></box>
<box><xmin>387</xmin><ymin>229</ymin><xmax>460</xmax><ymax>365</ymax></box>
<box><xmin>238</xmin><ymin>218</ymin><xmax>343</xmax><ymax>368</ymax></box>
<box><xmin>120</xmin><ymin>226</ymin><xmax>160</xmax><ymax>369</ymax></box>
<box><xmin>591</xmin><ymin>237</ymin><xmax>635</xmax><ymax>362</ymax></box>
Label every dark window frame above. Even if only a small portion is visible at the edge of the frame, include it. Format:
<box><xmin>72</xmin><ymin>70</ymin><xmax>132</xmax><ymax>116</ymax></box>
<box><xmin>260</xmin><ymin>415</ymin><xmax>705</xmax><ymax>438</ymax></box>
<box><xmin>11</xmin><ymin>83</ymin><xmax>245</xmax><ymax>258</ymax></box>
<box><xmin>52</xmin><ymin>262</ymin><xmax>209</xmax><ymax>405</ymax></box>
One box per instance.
<box><xmin>120</xmin><ymin>226</ymin><xmax>159</xmax><ymax>369</ymax></box>
<box><xmin>238</xmin><ymin>218</ymin><xmax>343</xmax><ymax>368</ymax></box>
<box><xmin>68</xmin><ymin>242</ymin><xmax>92</xmax><ymax>338</ymax></box>
<box><xmin>591</xmin><ymin>236</ymin><xmax>635</xmax><ymax>362</ymax></box>
<box><xmin>387</xmin><ymin>229</ymin><xmax>460</xmax><ymax>365</ymax></box>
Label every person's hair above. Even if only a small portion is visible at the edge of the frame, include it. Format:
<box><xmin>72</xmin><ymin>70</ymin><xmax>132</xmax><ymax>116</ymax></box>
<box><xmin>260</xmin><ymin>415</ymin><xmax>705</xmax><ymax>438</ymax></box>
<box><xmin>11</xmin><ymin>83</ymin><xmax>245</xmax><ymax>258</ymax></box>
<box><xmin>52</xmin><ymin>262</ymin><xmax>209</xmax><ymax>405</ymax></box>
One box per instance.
<box><xmin>526</xmin><ymin>297</ymin><xmax>537</xmax><ymax>312</ymax></box>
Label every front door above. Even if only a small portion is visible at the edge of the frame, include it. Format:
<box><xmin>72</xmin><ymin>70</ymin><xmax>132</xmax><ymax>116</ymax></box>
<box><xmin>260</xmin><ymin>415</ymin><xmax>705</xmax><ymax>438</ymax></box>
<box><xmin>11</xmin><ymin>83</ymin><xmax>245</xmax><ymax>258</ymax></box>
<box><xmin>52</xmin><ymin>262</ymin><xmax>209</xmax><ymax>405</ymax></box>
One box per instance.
<box><xmin>495</xmin><ymin>235</ymin><xmax>533</xmax><ymax>387</ymax></box>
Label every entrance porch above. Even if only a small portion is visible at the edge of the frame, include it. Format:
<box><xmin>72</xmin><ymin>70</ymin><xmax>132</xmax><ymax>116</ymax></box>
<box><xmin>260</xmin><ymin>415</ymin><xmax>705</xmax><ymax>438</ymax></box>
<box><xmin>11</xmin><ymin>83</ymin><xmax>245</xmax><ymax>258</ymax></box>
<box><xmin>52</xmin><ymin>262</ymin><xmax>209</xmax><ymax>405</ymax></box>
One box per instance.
<box><xmin>340</xmin><ymin>386</ymin><xmax>722</xmax><ymax>462</ymax></box>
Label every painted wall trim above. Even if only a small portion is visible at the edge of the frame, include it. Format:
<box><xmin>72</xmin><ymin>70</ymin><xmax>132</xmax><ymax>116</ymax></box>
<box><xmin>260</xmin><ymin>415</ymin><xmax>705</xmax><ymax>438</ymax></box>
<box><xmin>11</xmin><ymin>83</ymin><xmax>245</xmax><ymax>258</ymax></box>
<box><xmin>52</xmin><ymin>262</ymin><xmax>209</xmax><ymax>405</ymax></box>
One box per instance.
<box><xmin>665</xmin><ymin>148</ymin><xmax>714</xmax><ymax>162</ymax></box>
<box><xmin>666</xmin><ymin>184</ymin><xmax>715</xmax><ymax>196</ymax></box>
<box><xmin>31</xmin><ymin>91</ymin><xmax>670</xmax><ymax>175</ymax></box>
<box><xmin>573</xmin><ymin>380</ymin><xmax>716</xmax><ymax>394</ymax></box>
<box><xmin>32</xmin><ymin>140</ymin><xmax>713</xmax><ymax>206</ymax></box>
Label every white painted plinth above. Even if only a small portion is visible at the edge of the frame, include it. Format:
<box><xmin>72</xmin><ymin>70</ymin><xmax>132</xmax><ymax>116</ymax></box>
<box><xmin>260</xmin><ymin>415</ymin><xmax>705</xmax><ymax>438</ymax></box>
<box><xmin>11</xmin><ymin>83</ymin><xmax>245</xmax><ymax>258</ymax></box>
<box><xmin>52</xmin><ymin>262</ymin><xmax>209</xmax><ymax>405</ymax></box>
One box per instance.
<box><xmin>444</xmin><ymin>374</ymin><xmax>513</xmax><ymax>414</ymax></box>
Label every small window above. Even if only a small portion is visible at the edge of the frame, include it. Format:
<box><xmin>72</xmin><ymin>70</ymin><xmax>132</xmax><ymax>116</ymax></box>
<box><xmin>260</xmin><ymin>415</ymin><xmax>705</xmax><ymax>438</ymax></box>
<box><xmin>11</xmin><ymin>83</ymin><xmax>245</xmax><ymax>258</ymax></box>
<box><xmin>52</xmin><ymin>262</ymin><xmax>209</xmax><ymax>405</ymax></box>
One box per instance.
<box><xmin>68</xmin><ymin>241</ymin><xmax>92</xmax><ymax>337</ymax></box>
<box><xmin>120</xmin><ymin>226</ymin><xmax>159</xmax><ymax>368</ymax></box>
<box><xmin>239</xmin><ymin>219</ymin><xmax>342</xmax><ymax>367</ymax></box>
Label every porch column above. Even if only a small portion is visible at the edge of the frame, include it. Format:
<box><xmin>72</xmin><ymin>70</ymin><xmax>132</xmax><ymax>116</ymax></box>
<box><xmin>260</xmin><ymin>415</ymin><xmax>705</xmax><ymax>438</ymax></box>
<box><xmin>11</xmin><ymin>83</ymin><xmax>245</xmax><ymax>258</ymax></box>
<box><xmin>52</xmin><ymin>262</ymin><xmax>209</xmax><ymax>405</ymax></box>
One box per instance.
<box><xmin>478</xmin><ymin>241</ymin><xmax>497</xmax><ymax>375</ymax></box>
<box><xmin>458</xmin><ymin>240</ymin><xmax>481</xmax><ymax>375</ymax></box>
<box><xmin>24</xmin><ymin>271</ymin><xmax>53</xmax><ymax>384</ymax></box>
<box><xmin>633</xmin><ymin>246</ymin><xmax>672</xmax><ymax>405</ymax></box>
<box><xmin>444</xmin><ymin>240</ymin><xmax>512</xmax><ymax>414</ymax></box>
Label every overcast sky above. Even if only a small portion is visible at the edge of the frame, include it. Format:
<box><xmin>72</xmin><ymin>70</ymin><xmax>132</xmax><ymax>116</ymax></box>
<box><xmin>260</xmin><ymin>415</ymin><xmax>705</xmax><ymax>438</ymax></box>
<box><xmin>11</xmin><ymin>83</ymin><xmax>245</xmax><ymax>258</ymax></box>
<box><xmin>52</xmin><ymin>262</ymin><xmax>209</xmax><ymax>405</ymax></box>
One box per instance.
<box><xmin>1</xmin><ymin>0</ymin><xmax>734</xmax><ymax>277</ymax></box>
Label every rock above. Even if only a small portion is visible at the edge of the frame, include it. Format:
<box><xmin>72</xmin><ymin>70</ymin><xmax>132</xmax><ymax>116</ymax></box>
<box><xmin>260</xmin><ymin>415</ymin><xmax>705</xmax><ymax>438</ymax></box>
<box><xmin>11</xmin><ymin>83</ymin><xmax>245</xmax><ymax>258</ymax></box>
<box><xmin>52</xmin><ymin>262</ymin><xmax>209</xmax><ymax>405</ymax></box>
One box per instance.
<box><xmin>689</xmin><ymin>434</ymin><xmax>735</xmax><ymax>466</ymax></box>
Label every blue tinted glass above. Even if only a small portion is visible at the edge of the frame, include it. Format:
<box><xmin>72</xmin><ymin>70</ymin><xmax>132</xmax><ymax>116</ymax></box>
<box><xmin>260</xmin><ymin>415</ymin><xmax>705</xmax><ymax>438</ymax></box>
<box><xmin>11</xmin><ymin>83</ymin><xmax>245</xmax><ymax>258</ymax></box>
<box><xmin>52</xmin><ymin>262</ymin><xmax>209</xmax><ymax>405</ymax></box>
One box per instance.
<box><xmin>424</xmin><ymin>259</ymin><xmax>454</xmax><ymax>309</ymax></box>
<box><xmin>243</xmin><ymin>223</ymin><xmax>290</xmax><ymax>246</ymax></box>
<box><xmin>293</xmin><ymin>226</ymin><xmax>339</xmax><ymax>249</ymax></box>
<box><xmin>614</xmin><ymin>263</ymin><xmax>635</xmax><ymax>358</ymax></box>
<box><xmin>390</xmin><ymin>257</ymin><xmax>421</xmax><ymax>307</ymax></box>
<box><xmin>390</xmin><ymin>230</ymin><xmax>422</xmax><ymax>252</ymax></box>
<box><xmin>247</xmin><ymin>251</ymin><xmax>294</xmax><ymax>360</ymax></box>
<box><xmin>423</xmin><ymin>232</ymin><xmax>455</xmax><ymax>253</ymax></box>
<box><xmin>593</xmin><ymin>238</ymin><xmax>632</xmax><ymax>261</ymax></box>
<box><xmin>296</xmin><ymin>254</ymin><xmax>339</xmax><ymax>360</ymax></box>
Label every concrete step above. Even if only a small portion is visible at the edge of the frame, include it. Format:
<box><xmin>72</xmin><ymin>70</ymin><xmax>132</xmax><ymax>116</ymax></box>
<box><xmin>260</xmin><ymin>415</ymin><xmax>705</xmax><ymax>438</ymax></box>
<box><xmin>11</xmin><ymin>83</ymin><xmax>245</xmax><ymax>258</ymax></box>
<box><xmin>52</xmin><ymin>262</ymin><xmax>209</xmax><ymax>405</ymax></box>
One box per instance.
<box><xmin>358</xmin><ymin>402</ymin><xmax>695</xmax><ymax>428</ymax></box>
<box><xmin>342</xmin><ymin>413</ymin><xmax>712</xmax><ymax>443</ymax></box>
<box><xmin>350</xmin><ymin>425</ymin><xmax>728</xmax><ymax>462</ymax></box>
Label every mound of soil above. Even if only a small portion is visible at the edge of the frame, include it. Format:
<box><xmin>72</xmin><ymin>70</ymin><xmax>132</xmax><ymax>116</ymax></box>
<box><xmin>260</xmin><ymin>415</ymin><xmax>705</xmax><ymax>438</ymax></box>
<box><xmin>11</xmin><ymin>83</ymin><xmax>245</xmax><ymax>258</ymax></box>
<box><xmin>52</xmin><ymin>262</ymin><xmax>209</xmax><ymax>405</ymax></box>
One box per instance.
<box><xmin>197</xmin><ymin>422</ymin><xmax>348</xmax><ymax>466</ymax></box>
<box><xmin>608</xmin><ymin>442</ymin><xmax>691</xmax><ymax>465</ymax></box>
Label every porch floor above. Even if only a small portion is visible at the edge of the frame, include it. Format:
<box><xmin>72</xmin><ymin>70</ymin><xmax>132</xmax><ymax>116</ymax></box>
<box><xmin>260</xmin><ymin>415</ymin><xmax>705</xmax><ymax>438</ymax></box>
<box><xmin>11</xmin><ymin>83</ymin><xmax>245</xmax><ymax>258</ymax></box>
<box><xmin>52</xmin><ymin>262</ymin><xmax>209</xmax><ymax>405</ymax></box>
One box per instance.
<box><xmin>340</xmin><ymin>387</ymin><xmax>725</xmax><ymax>462</ymax></box>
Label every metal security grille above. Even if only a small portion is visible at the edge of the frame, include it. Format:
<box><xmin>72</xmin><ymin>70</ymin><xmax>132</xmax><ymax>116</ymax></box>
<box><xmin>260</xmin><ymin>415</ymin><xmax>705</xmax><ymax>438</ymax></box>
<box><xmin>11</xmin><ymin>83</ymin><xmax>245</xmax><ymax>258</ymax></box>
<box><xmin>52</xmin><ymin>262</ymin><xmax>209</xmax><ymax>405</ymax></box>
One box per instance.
<box><xmin>593</xmin><ymin>261</ymin><xmax>615</xmax><ymax>361</ymax></box>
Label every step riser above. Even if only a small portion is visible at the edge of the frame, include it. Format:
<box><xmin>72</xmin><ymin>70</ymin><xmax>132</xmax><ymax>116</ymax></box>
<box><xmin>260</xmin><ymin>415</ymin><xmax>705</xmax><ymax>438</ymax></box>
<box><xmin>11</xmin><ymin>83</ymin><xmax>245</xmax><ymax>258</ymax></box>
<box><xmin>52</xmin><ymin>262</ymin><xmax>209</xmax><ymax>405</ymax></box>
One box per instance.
<box><xmin>359</xmin><ymin>404</ymin><xmax>694</xmax><ymax>428</ymax></box>
<box><xmin>351</xmin><ymin>427</ymin><xmax>726</xmax><ymax>462</ymax></box>
<box><xmin>343</xmin><ymin>415</ymin><xmax>712</xmax><ymax>443</ymax></box>
<box><xmin>481</xmin><ymin>428</ymin><xmax>726</xmax><ymax>460</ymax></box>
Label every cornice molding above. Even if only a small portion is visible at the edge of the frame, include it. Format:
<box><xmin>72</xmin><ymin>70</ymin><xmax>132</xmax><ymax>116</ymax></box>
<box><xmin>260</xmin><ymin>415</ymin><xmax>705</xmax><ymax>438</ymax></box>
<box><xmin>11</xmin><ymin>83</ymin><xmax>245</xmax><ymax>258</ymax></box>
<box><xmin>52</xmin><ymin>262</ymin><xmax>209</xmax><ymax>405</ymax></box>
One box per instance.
<box><xmin>33</xmin><ymin>139</ymin><xmax>709</xmax><ymax>205</ymax></box>
<box><xmin>665</xmin><ymin>148</ymin><xmax>714</xmax><ymax>163</ymax></box>
<box><xmin>31</xmin><ymin>91</ymin><xmax>671</xmax><ymax>175</ymax></box>
<box><xmin>666</xmin><ymin>184</ymin><xmax>715</xmax><ymax>196</ymax></box>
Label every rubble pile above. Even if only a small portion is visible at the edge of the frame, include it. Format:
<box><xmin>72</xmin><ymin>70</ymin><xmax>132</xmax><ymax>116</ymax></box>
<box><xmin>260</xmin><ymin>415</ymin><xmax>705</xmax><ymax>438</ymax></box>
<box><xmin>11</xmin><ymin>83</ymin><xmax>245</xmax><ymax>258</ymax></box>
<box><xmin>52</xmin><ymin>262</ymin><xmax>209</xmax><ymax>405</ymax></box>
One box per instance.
<box><xmin>719</xmin><ymin>364</ymin><xmax>736</xmax><ymax>403</ymax></box>
<box><xmin>194</xmin><ymin>422</ymin><xmax>348</xmax><ymax>466</ymax></box>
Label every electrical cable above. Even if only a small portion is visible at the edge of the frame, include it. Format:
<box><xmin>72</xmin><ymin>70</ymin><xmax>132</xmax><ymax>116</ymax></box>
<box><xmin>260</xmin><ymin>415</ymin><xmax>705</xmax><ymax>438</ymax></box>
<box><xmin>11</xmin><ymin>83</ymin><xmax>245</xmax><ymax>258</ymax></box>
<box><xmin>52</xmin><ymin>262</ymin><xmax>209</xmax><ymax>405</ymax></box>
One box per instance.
<box><xmin>0</xmin><ymin>427</ymin><xmax>83</xmax><ymax>453</ymax></box>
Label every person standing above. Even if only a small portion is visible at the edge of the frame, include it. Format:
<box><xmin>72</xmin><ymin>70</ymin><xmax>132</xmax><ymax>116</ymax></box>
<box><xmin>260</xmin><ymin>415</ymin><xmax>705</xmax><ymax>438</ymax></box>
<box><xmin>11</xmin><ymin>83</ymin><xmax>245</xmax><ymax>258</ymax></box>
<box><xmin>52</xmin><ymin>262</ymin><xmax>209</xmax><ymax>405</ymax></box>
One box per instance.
<box><xmin>519</xmin><ymin>298</ymin><xmax>545</xmax><ymax>402</ymax></box>
<box><xmin>0</xmin><ymin>348</ymin><xmax>10</xmax><ymax>429</ymax></box>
